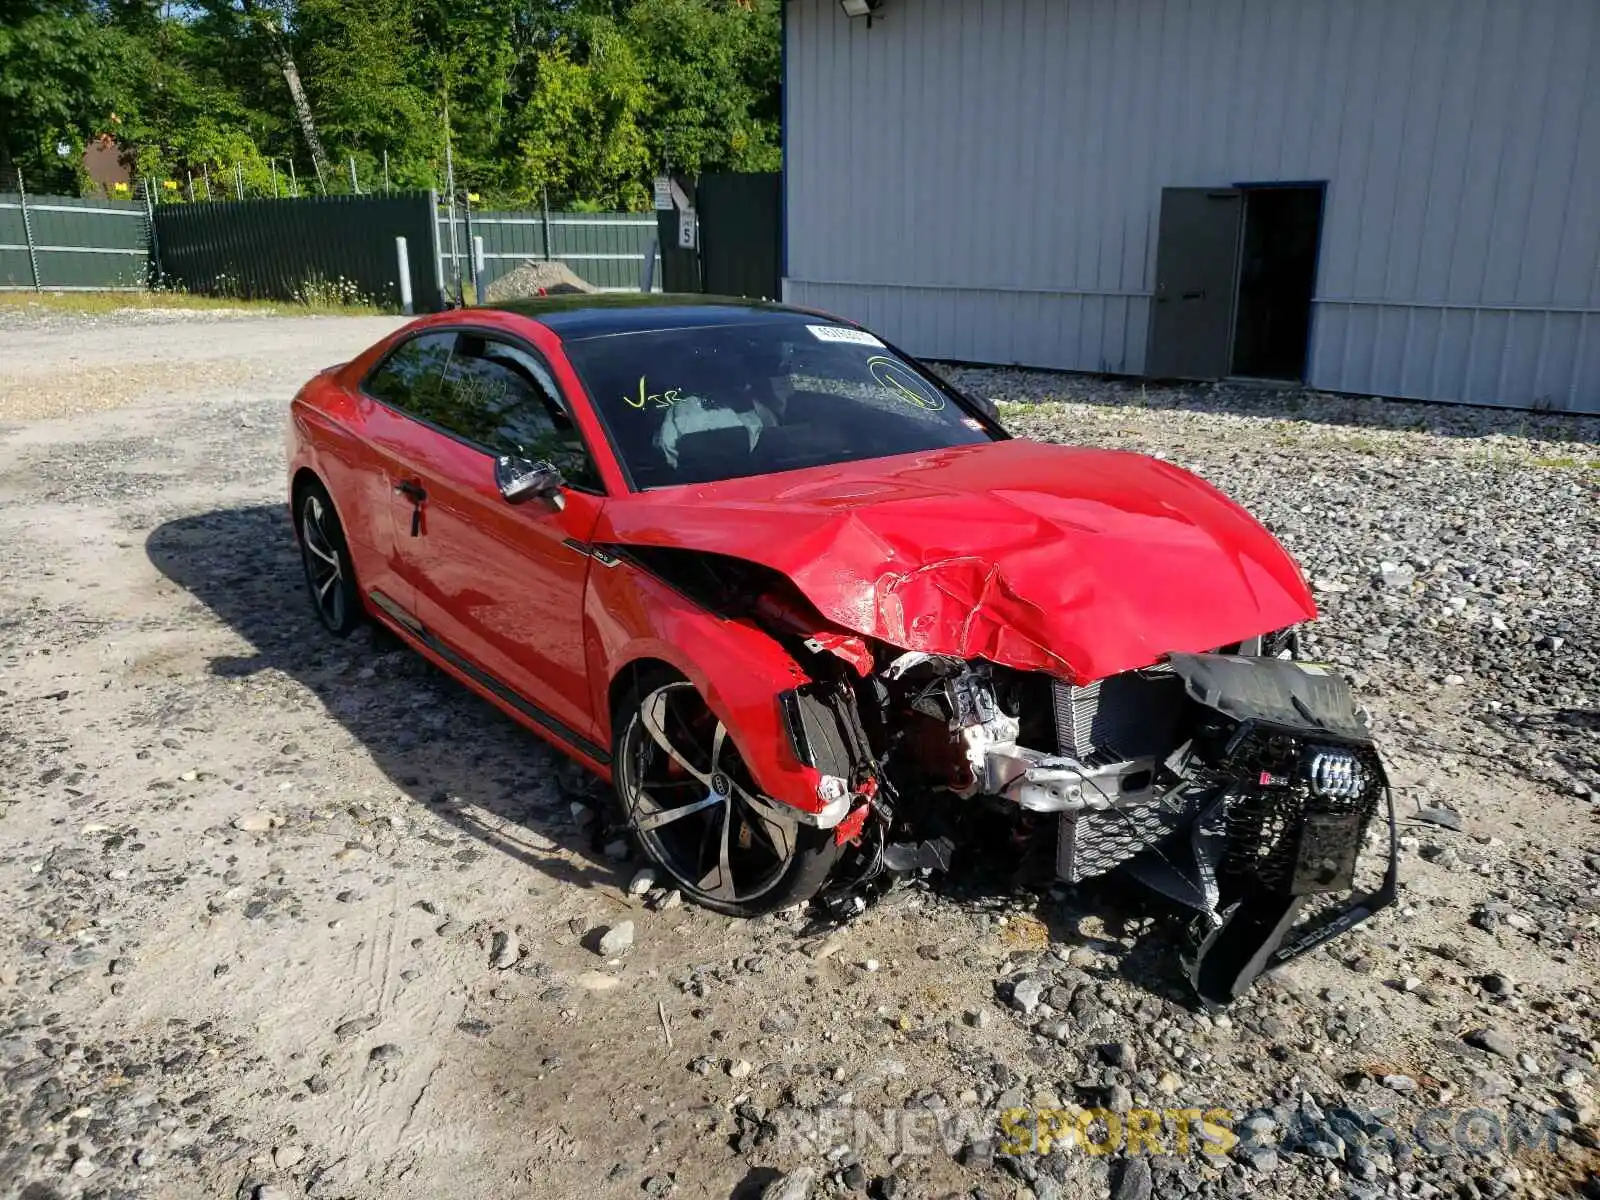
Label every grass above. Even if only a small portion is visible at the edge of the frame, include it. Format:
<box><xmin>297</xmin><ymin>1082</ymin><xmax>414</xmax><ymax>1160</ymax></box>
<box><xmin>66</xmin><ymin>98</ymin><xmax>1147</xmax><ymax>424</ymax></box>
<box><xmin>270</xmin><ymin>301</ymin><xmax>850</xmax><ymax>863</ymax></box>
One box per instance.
<box><xmin>0</xmin><ymin>289</ymin><xmax>391</xmax><ymax>318</ymax></box>
<box><xmin>1529</xmin><ymin>455</ymin><xmax>1600</xmax><ymax>470</ymax></box>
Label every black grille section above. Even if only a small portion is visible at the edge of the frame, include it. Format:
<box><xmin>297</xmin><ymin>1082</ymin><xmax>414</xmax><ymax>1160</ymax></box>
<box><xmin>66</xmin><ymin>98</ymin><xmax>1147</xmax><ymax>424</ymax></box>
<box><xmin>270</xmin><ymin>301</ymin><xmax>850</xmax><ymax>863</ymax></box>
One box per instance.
<box><xmin>1056</xmin><ymin>791</ymin><xmax>1204</xmax><ymax>883</ymax></box>
<box><xmin>1215</xmin><ymin>728</ymin><xmax>1382</xmax><ymax>896</ymax></box>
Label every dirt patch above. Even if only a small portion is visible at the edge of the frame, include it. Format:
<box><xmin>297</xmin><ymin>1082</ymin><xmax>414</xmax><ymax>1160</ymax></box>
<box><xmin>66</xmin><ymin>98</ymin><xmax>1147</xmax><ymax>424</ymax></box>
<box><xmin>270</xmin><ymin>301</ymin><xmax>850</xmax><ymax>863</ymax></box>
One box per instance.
<box><xmin>0</xmin><ymin>312</ymin><xmax>406</xmax><ymax>422</ymax></box>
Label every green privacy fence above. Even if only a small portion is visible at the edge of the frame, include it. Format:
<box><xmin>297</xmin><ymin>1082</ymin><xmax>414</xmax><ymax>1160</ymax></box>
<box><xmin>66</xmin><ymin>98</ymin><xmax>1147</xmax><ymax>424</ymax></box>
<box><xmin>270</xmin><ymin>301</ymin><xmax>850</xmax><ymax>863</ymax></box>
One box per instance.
<box><xmin>0</xmin><ymin>192</ymin><xmax>153</xmax><ymax>290</ymax></box>
<box><xmin>0</xmin><ymin>188</ymin><xmax>662</xmax><ymax>304</ymax></box>
<box><xmin>437</xmin><ymin>209</ymin><xmax>660</xmax><ymax>292</ymax></box>
<box><xmin>155</xmin><ymin>191</ymin><xmax>443</xmax><ymax>310</ymax></box>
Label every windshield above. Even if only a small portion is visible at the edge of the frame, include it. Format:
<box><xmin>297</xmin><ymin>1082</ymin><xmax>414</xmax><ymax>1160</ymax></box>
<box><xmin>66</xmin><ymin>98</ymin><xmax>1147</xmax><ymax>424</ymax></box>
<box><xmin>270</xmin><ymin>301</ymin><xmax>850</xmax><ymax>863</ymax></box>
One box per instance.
<box><xmin>562</xmin><ymin>318</ymin><xmax>998</xmax><ymax>489</ymax></box>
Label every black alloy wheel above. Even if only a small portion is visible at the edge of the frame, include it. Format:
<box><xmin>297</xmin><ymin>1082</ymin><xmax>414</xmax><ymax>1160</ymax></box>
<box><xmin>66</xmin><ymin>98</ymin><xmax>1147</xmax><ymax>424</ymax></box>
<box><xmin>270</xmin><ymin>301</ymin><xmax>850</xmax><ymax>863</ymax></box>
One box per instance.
<box><xmin>615</xmin><ymin>678</ymin><xmax>839</xmax><ymax>916</ymax></box>
<box><xmin>297</xmin><ymin>483</ymin><xmax>361</xmax><ymax>637</ymax></box>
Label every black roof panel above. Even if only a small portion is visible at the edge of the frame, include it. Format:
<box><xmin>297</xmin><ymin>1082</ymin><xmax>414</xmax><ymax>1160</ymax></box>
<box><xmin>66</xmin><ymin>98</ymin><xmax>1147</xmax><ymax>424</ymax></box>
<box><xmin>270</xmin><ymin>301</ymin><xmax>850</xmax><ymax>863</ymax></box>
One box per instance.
<box><xmin>482</xmin><ymin>293</ymin><xmax>828</xmax><ymax>341</ymax></box>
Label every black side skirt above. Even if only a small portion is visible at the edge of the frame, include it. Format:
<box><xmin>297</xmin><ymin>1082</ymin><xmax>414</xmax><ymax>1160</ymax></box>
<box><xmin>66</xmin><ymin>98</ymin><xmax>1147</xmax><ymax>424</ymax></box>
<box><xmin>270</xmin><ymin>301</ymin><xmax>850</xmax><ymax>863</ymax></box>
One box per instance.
<box><xmin>368</xmin><ymin>589</ymin><xmax>611</xmax><ymax>766</ymax></box>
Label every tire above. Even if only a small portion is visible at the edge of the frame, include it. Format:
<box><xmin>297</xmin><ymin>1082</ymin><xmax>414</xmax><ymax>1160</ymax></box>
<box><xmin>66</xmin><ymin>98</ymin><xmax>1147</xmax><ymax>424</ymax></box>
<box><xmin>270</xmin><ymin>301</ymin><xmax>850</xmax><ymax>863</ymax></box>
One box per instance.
<box><xmin>294</xmin><ymin>479</ymin><xmax>362</xmax><ymax>638</ymax></box>
<box><xmin>612</xmin><ymin>674</ymin><xmax>840</xmax><ymax>917</ymax></box>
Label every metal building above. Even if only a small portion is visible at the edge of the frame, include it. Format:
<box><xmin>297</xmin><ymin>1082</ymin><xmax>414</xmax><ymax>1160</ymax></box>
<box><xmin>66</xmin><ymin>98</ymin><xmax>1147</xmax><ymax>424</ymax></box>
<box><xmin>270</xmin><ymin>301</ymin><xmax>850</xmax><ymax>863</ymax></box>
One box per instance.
<box><xmin>782</xmin><ymin>0</ymin><xmax>1600</xmax><ymax>412</ymax></box>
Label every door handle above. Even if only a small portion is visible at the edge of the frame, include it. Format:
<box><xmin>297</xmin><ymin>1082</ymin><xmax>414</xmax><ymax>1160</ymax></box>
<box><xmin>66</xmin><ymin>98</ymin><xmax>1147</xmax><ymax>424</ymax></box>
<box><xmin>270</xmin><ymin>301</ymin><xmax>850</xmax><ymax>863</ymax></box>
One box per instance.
<box><xmin>394</xmin><ymin>479</ymin><xmax>426</xmax><ymax>536</ymax></box>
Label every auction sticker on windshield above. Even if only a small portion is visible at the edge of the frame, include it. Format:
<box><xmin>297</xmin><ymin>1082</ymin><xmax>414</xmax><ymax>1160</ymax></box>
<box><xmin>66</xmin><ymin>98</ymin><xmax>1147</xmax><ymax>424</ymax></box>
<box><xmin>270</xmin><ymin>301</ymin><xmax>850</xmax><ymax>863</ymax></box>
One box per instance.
<box><xmin>808</xmin><ymin>325</ymin><xmax>885</xmax><ymax>347</ymax></box>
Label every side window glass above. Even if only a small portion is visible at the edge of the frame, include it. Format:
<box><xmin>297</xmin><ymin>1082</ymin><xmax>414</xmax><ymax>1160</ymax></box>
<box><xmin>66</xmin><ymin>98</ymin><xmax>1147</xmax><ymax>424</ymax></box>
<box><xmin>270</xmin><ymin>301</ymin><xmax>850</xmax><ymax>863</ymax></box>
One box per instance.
<box><xmin>429</xmin><ymin>342</ymin><xmax>527</xmax><ymax>446</ymax></box>
<box><xmin>364</xmin><ymin>332</ymin><xmax>456</xmax><ymax>416</ymax></box>
<box><xmin>442</xmin><ymin>335</ymin><xmax>603</xmax><ymax>493</ymax></box>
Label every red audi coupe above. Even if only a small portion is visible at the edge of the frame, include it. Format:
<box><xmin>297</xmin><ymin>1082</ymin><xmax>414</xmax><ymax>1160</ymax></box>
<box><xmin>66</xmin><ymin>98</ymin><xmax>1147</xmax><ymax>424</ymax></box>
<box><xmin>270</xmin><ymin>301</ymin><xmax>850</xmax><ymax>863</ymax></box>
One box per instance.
<box><xmin>287</xmin><ymin>295</ymin><xmax>1395</xmax><ymax>1004</ymax></box>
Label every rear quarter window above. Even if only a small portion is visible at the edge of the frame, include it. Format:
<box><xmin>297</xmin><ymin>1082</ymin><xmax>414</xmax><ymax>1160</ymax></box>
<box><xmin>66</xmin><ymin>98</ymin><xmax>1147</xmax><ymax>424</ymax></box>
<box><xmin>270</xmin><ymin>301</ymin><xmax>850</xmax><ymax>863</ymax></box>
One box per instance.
<box><xmin>363</xmin><ymin>332</ymin><xmax>456</xmax><ymax>414</ymax></box>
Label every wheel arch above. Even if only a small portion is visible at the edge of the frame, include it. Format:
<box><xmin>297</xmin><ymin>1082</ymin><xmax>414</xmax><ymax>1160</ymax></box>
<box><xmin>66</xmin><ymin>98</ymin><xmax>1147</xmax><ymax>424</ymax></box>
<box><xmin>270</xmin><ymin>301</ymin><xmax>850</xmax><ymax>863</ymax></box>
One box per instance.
<box><xmin>612</xmin><ymin>670</ymin><xmax>843</xmax><ymax>917</ymax></box>
<box><xmin>596</xmin><ymin>631</ymin><xmax>825</xmax><ymax>819</ymax></box>
<box><xmin>289</xmin><ymin>466</ymin><xmax>357</xmax><ymax>560</ymax></box>
<box><xmin>290</xmin><ymin>465</ymin><xmax>364</xmax><ymax>637</ymax></box>
<box><xmin>607</xmin><ymin>656</ymin><xmax>684</xmax><ymax>730</ymax></box>
<box><xmin>289</xmin><ymin>466</ymin><xmax>325</xmax><ymax>529</ymax></box>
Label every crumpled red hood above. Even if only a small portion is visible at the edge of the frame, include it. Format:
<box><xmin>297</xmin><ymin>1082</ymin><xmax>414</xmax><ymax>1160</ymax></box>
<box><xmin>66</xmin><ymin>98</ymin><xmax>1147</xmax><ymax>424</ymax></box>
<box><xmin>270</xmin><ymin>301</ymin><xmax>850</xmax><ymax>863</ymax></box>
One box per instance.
<box><xmin>597</xmin><ymin>439</ymin><xmax>1316</xmax><ymax>683</ymax></box>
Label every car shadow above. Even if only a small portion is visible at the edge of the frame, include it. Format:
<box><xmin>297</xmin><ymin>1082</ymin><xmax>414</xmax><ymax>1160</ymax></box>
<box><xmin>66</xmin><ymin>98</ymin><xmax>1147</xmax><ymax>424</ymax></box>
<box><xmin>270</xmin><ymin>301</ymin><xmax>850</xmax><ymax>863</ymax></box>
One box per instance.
<box><xmin>1481</xmin><ymin>706</ymin><xmax>1600</xmax><ymax>799</ymax></box>
<box><xmin>807</xmin><ymin>821</ymin><xmax>1199</xmax><ymax>1005</ymax></box>
<box><xmin>938</xmin><ymin>865</ymin><xmax>1199</xmax><ymax>1008</ymax></box>
<box><xmin>145</xmin><ymin>503</ymin><xmax>626</xmax><ymax>896</ymax></box>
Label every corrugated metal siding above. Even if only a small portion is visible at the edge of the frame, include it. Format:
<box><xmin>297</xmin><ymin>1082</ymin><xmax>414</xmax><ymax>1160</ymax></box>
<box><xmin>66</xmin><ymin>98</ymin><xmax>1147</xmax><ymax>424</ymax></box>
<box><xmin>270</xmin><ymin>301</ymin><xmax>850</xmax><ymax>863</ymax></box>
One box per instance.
<box><xmin>785</xmin><ymin>0</ymin><xmax>1600</xmax><ymax>412</ymax></box>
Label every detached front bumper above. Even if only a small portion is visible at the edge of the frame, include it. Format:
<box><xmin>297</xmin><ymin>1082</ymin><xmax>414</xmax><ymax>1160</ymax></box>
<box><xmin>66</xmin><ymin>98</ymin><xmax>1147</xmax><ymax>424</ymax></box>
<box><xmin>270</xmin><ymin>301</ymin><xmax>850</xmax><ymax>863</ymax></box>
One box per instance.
<box><xmin>983</xmin><ymin>653</ymin><xmax>1401</xmax><ymax>1006</ymax></box>
<box><xmin>1183</xmin><ymin>755</ymin><xmax>1400</xmax><ymax>1007</ymax></box>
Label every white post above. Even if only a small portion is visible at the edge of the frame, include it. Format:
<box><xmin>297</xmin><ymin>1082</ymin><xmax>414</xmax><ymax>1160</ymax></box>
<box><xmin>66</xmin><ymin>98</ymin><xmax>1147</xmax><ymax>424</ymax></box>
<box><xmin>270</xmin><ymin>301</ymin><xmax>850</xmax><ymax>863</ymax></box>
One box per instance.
<box><xmin>472</xmin><ymin>235</ymin><xmax>485</xmax><ymax>280</ymax></box>
<box><xmin>639</xmin><ymin>235</ymin><xmax>658</xmax><ymax>293</ymax></box>
<box><xmin>395</xmin><ymin>236</ymin><xmax>414</xmax><ymax>315</ymax></box>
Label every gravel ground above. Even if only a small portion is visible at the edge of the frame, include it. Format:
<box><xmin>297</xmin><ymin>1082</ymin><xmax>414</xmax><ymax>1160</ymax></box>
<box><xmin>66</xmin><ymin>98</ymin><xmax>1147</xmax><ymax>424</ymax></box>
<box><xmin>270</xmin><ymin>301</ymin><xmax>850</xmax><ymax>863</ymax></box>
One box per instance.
<box><xmin>0</xmin><ymin>314</ymin><xmax>1596</xmax><ymax>1200</ymax></box>
<box><xmin>0</xmin><ymin>307</ymin><xmax>404</xmax><ymax>422</ymax></box>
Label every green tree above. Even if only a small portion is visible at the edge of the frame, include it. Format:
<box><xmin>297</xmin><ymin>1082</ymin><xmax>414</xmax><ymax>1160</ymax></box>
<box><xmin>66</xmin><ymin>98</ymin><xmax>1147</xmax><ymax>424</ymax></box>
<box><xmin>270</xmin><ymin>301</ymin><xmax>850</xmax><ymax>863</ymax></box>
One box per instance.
<box><xmin>5</xmin><ymin>0</ymin><xmax>785</xmax><ymax>207</ymax></box>
<box><xmin>518</xmin><ymin>17</ymin><xmax>653</xmax><ymax>209</ymax></box>
<box><xmin>412</xmin><ymin>0</ymin><xmax>522</xmax><ymax>197</ymax></box>
<box><xmin>295</xmin><ymin>0</ymin><xmax>435</xmax><ymax>188</ymax></box>
<box><xmin>625</xmin><ymin>0</ymin><xmax>780</xmax><ymax>177</ymax></box>
<box><xmin>0</xmin><ymin>0</ymin><xmax>116</xmax><ymax>186</ymax></box>
<box><xmin>102</xmin><ymin>0</ymin><xmax>287</xmax><ymax>187</ymax></box>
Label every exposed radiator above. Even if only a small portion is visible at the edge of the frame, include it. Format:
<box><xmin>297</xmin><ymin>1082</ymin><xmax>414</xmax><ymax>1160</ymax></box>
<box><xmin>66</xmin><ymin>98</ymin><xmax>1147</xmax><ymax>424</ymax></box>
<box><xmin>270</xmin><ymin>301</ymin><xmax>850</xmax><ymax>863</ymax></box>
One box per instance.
<box><xmin>1051</xmin><ymin>669</ymin><xmax>1187</xmax><ymax>764</ymax></box>
<box><xmin>1052</xmin><ymin>667</ymin><xmax>1192</xmax><ymax>883</ymax></box>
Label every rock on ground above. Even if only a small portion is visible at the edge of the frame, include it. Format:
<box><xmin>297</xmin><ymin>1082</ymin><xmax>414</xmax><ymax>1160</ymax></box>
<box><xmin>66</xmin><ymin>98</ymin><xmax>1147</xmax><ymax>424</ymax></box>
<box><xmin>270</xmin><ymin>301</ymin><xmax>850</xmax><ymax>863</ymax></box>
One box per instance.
<box><xmin>596</xmin><ymin>920</ymin><xmax>635</xmax><ymax>957</ymax></box>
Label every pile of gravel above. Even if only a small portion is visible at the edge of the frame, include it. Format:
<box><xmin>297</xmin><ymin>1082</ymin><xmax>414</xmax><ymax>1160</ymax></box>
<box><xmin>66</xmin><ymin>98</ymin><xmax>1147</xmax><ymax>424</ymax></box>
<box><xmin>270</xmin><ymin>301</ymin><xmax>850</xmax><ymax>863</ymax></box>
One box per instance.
<box><xmin>480</xmin><ymin>261</ymin><xmax>597</xmax><ymax>302</ymax></box>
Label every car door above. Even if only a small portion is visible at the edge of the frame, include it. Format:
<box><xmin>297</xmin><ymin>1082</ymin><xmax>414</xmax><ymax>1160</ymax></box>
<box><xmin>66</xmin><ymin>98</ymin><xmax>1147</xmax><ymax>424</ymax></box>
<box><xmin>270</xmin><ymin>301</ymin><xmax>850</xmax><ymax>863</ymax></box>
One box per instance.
<box><xmin>340</xmin><ymin>329</ymin><xmax>459</xmax><ymax>619</ymax></box>
<box><xmin>371</xmin><ymin>328</ymin><xmax>609</xmax><ymax>754</ymax></box>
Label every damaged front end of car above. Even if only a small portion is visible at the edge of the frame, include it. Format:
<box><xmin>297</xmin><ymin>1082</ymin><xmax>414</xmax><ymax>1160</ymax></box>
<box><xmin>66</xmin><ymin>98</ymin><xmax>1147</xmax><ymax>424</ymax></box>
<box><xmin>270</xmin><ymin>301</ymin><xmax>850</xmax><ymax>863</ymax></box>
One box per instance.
<box><xmin>605</xmin><ymin>505</ymin><xmax>1397</xmax><ymax>1007</ymax></box>
<box><xmin>776</xmin><ymin>631</ymin><xmax>1399</xmax><ymax>1008</ymax></box>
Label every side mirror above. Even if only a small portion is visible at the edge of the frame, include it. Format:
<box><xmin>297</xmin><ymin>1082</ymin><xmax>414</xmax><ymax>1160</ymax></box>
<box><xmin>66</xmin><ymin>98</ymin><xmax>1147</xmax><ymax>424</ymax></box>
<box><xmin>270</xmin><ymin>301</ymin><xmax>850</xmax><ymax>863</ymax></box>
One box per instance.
<box><xmin>965</xmin><ymin>391</ymin><xmax>1000</xmax><ymax>422</ymax></box>
<box><xmin>495</xmin><ymin>455</ymin><xmax>564</xmax><ymax>509</ymax></box>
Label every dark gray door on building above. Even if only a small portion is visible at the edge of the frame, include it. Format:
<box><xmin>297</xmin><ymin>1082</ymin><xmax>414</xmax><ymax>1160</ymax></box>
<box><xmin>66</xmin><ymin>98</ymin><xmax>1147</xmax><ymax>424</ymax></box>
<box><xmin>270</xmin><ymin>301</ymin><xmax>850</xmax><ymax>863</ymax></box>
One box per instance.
<box><xmin>698</xmin><ymin>172</ymin><xmax>781</xmax><ymax>299</ymax></box>
<box><xmin>1145</xmin><ymin>188</ymin><xmax>1243</xmax><ymax>380</ymax></box>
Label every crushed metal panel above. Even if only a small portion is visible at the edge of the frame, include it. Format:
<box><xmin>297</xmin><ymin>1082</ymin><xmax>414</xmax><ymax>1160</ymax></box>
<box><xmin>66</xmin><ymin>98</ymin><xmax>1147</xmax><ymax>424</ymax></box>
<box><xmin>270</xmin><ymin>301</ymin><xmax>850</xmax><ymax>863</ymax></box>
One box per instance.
<box><xmin>596</xmin><ymin>439</ymin><xmax>1317</xmax><ymax>682</ymax></box>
